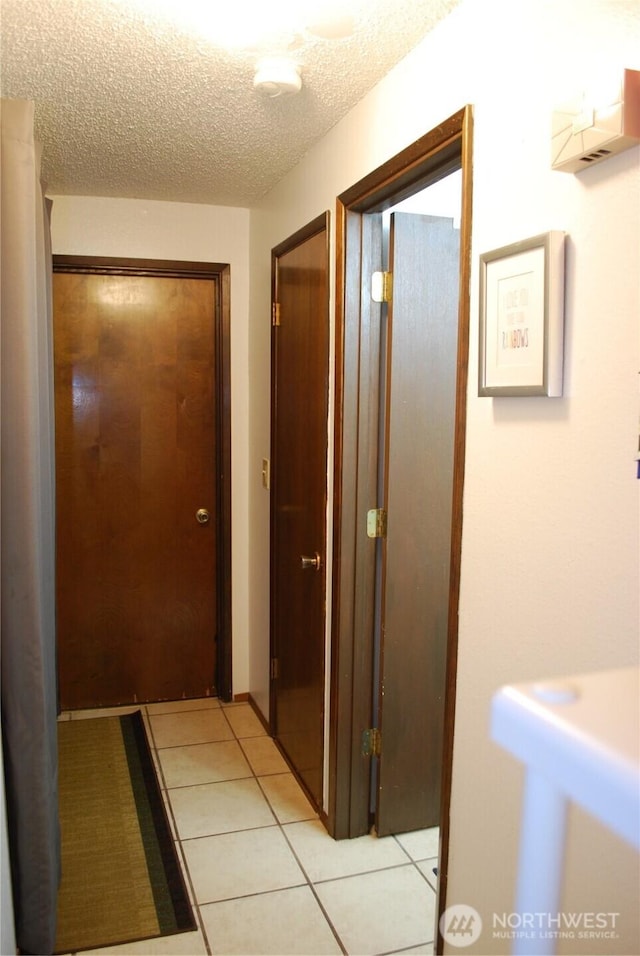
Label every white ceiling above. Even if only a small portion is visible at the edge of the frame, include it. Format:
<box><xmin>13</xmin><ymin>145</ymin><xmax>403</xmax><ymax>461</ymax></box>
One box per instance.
<box><xmin>0</xmin><ymin>0</ymin><xmax>461</xmax><ymax>206</ymax></box>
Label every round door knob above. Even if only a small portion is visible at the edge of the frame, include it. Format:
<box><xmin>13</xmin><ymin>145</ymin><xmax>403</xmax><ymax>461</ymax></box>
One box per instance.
<box><xmin>196</xmin><ymin>508</ymin><xmax>210</xmax><ymax>525</ymax></box>
<box><xmin>301</xmin><ymin>552</ymin><xmax>322</xmax><ymax>571</ymax></box>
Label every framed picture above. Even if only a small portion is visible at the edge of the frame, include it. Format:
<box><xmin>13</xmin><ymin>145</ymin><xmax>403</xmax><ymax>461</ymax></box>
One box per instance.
<box><xmin>478</xmin><ymin>231</ymin><xmax>566</xmax><ymax>396</ymax></box>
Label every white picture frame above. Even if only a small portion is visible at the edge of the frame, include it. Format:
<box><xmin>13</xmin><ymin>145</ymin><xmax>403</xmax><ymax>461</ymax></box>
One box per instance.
<box><xmin>478</xmin><ymin>231</ymin><xmax>566</xmax><ymax>396</ymax></box>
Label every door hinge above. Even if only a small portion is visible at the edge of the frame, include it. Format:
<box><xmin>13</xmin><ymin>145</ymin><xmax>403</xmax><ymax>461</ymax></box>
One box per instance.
<box><xmin>371</xmin><ymin>271</ymin><xmax>393</xmax><ymax>303</ymax></box>
<box><xmin>367</xmin><ymin>508</ymin><xmax>387</xmax><ymax>538</ymax></box>
<box><xmin>270</xmin><ymin>658</ymin><xmax>279</xmax><ymax>680</ymax></box>
<box><xmin>272</xmin><ymin>302</ymin><xmax>281</xmax><ymax>327</ymax></box>
<box><xmin>362</xmin><ymin>727</ymin><xmax>382</xmax><ymax>757</ymax></box>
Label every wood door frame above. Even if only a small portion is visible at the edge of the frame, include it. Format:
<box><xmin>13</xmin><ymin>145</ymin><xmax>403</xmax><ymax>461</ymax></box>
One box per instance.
<box><xmin>52</xmin><ymin>255</ymin><xmax>233</xmax><ymax>701</ymax></box>
<box><xmin>269</xmin><ymin>213</ymin><xmax>330</xmax><ymax>805</ymax></box>
<box><xmin>328</xmin><ymin>107</ymin><xmax>473</xmax><ymax>950</ymax></box>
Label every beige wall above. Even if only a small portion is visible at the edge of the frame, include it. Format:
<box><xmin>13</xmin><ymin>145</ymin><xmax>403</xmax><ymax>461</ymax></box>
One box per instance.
<box><xmin>248</xmin><ymin>1</ymin><xmax>640</xmax><ymax>953</ymax></box>
<box><xmin>51</xmin><ymin>197</ymin><xmax>252</xmax><ymax>696</ymax></box>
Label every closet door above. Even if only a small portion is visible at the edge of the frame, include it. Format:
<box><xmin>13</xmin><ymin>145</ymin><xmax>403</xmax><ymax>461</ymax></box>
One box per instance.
<box><xmin>270</xmin><ymin>215</ymin><xmax>330</xmax><ymax>808</ymax></box>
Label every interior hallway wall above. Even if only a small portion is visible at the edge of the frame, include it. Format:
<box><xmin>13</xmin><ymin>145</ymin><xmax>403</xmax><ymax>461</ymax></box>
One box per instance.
<box><xmin>50</xmin><ymin>196</ymin><xmax>251</xmax><ymax>697</ymax></box>
<box><xmin>248</xmin><ymin>1</ymin><xmax>640</xmax><ymax>952</ymax></box>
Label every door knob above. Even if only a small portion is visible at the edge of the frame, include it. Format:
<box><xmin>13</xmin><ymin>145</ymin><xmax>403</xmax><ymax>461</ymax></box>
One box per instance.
<box><xmin>196</xmin><ymin>508</ymin><xmax>210</xmax><ymax>525</ymax></box>
<box><xmin>301</xmin><ymin>552</ymin><xmax>322</xmax><ymax>571</ymax></box>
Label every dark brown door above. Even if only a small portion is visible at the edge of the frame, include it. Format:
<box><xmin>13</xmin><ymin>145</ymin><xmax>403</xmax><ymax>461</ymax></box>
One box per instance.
<box><xmin>376</xmin><ymin>213</ymin><xmax>460</xmax><ymax>836</ymax></box>
<box><xmin>54</xmin><ymin>268</ymin><xmax>222</xmax><ymax>709</ymax></box>
<box><xmin>271</xmin><ymin>214</ymin><xmax>330</xmax><ymax>808</ymax></box>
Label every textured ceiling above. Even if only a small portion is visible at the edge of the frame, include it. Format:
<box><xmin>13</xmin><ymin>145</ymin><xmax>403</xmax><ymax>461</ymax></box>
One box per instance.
<box><xmin>1</xmin><ymin>0</ymin><xmax>461</xmax><ymax>206</ymax></box>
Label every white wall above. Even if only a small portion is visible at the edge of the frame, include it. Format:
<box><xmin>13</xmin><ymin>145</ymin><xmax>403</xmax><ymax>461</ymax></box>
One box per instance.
<box><xmin>248</xmin><ymin>1</ymin><xmax>640</xmax><ymax>953</ymax></box>
<box><xmin>51</xmin><ymin>197</ymin><xmax>252</xmax><ymax>697</ymax></box>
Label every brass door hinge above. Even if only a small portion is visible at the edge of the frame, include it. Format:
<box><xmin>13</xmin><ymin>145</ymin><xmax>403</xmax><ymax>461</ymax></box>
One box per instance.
<box><xmin>272</xmin><ymin>302</ymin><xmax>281</xmax><ymax>327</ymax></box>
<box><xmin>367</xmin><ymin>508</ymin><xmax>387</xmax><ymax>538</ymax></box>
<box><xmin>362</xmin><ymin>727</ymin><xmax>382</xmax><ymax>757</ymax></box>
<box><xmin>270</xmin><ymin>658</ymin><xmax>279</xmax><ymax>680</ymax></box>
<box><xmin>371</xmin><ymin>271</ymin><xmax>393</xmax><ymax>303</ymax></box>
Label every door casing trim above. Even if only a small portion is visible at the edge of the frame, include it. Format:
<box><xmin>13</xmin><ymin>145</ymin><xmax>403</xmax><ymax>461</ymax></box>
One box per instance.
<box><xmin>52</xmin><ymin>255</ymin><xmax>233</xmax><ymax>701</ymax></box>
<box><xmin>328</xmin><ymin>106</ymin><xmax>473</xmax><ymax>953</ymax></box>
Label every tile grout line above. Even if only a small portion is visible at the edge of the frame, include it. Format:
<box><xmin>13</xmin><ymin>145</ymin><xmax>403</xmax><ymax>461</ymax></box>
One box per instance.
<box><xmin>224</xmin><ymin>707</ymin><xmax>435</xmax><ymax>955</ymax></box>
<box><xmin>218</xmin><ymin>706</ymin><xmax>349</xmax><ymax>955</ymax></box>
<box><xmin>143</xmin><ymin>703</ymin><xmax>215</xmax><ymax>956</ymax></box>
<box><xmin>391</xmin><ymin>831</ymin><xmax>440</xmax><ymax>893</ymax></box>
<box><xmin>393</xmin><ymin>833</ymin><xmax>438</xmax><ymax>951</ymax></box>
<box><xmin>252</xmin><ymin>766</ymin><xmax>349</xmax><ymax>955</ymax></box>
<box><xmin>177</xmin><ymin>700</ymin><xmax>272</xmax><ymax>954</ymax></box>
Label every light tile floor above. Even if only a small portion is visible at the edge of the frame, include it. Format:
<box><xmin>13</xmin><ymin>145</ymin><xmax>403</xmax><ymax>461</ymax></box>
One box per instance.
<box><xmin>59</xmin><ymin>698</ymin><xmax>439</xmax><ymax>956</ymax></box>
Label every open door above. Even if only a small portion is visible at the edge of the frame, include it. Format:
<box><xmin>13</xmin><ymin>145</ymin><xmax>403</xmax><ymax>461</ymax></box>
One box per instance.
<box><xmin>270</xmin><ymin>214</ymin><xmax>330</xmax><ymax>809</ymax></box>
<box><xmin>330</xmin><ymin>108</ymin><xmax>473</xmax><ymax>950</ymax></box>
<box><xmin>375</xmin><ymin>213</ymin><xmax>460</xmax><ymax>836</ymax></box>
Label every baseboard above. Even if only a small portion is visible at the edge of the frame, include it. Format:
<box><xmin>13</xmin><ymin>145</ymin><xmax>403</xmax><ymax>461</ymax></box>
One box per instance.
<box><xmin>247</xmin><ymin>694</ymin><xmax>271</xmax><ymax>734</ymax></box>
<box><xmin>245</xmin><ymin>694</ymin><xmax>330</xmax><ymax>831</ymax></box>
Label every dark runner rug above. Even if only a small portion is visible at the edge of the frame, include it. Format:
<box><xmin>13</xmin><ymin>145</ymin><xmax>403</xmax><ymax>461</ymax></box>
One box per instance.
<box><xmin>55</xmin><ymin>710</ymin><xmax>195</xmax><ymax>954</ymax></box>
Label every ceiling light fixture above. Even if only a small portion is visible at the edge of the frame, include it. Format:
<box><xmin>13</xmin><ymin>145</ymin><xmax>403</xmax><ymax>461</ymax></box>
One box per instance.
<box><xmin>126</xmin><ymin>0</ymin><xmax>359</xmax><ymax>50</ymax></box>
<box><xmin>305</xmin><ymin>10</ymin><xmax>355</xmax><ymax>39</ymax></box>
<box><xmin>253</xmin><ymin>57</ymin><xmax>302</xmax><ymax>97</ymax></box>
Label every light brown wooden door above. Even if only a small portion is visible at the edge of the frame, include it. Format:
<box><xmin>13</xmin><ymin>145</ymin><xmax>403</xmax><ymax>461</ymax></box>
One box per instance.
<box><xmin>376</xmin><ymin>213</ymin><xmax>460</xmax><ymax>835</ymax></box>
<box><xmin>54</xmin><ymin>269</ymin><xmax>220</xmax><ymax>709</ymax></box>
<box><xmin>271</xmin><ymin>214</ymin><xmax>330</xmax><ymax>809</ymax></box>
